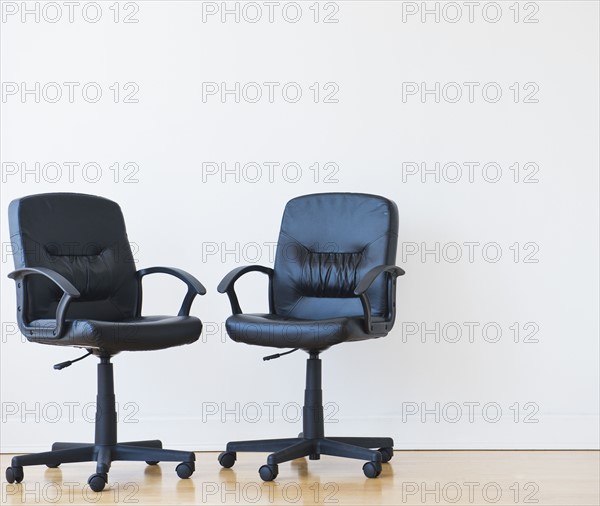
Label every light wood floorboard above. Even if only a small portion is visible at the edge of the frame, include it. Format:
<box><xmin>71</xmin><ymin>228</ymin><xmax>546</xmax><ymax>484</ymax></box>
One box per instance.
<box><xmin>2</xmin><ymin>451</ymin><xmax>598</xmax><ymax>505</ymax></box>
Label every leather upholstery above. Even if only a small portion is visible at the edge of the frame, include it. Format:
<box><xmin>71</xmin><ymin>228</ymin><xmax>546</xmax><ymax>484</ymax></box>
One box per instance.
<box><xmin>273</xmin><ymin>193</ymin><xmax>398</xmax><ymax>320</ymax></box>
<box><xmin>26</xmin><ymin>316</ymin><xmax>202</xmax><ymax>352</ymax></box>
<box><xmin>226</xmin><ymin>193</ymin><xmax>399</xmax><ymax>350</ymax></box>
<box><xmin>9</xmin><ymin>193</ymin><xmax>138</xmax><ymax>322</ymax></box>
<box><xmin>225</xmin><ymin>313</ymin><xmax>386</xmax><ymax>349</ymax></box>
<box><xmin>8</xmin><ymin>193</ymin><xmax>202</xmax><ymax>354</ymax></box>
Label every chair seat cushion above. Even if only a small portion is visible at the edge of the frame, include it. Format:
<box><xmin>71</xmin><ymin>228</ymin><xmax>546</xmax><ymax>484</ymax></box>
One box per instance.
<box><xmin>225</xmin><ymin>313</ymin><xmax>382</xmax><ymax>350</ymax></box>
<box><xmin>27</xmin><ymin>315</ymin><xmax>202</xmax><ymax>353</ymax></box>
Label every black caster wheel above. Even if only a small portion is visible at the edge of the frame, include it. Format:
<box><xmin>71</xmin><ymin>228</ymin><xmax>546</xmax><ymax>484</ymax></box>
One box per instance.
<box><xmin>176</xmin><ymin>462</ymin><xmax>194</xmax><ymax>479</ymax></box>
<box><xmin>362</xmin><ymin>461</ymin><xmax>382</xmax><ymax>478</ymax></box>
<box><xmin>218</xmin><ymin>451</ymin><xmax>236</xmax><ymax>468</ymax></box>
<box><xmin>46</xmin><ymin>463</ymin><xmax>61</xmax><ymax>468</ymax></box>
<box><xmin>6</xmin><ymin>466</ymin><xmax>24</xmax><ymax>484</ymax></box>
<box><xmin>145</xmin><ymin>461</ymin><xmax>159</xmax><ymax>466</ymax></box>
<box><xmin>259</xmin><ymin>464</ymin><xmax>278</xmax><ymax>482</ymax></box>
<box><xmin>378</xmin><ymin>447</ymin><xmax>394</xmax><ymax>463</ymax></box>
<box><xmin>87</xmin><ymin>473</ymin><xmax>107</xmax><ymax>492</ymax></box>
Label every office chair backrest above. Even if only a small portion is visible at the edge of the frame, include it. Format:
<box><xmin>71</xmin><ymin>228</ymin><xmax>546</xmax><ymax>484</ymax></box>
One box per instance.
<box><xmin>273</xmin><ymin>193</ymin><xmax>399</xmax><ymax>319</ymax></box>
<box><xmin>8</xmin><ymin>193</ymin><xmax>138</xmax><ymax>322</ymax></box>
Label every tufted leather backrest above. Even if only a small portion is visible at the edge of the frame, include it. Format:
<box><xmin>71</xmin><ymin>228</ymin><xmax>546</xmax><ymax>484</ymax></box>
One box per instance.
<box><xmin>8</xmin><ymin>193</ymin><xmax>139</xmax><ymax>322</ymax></box>
<box><xmin>273</xmin><ymin>193</ymin><xmax>398</xmax><ymax>319</ymax></box>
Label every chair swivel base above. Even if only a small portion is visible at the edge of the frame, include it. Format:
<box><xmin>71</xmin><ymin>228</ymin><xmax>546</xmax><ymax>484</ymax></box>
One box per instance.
<box><xmin>5</xmin><ymin>357</ymin><xmax>195</xmax><ymax>492</ymax></box>
<box><xmin>217</xmin><ymin>352</ymin><xmax>394</xmax><ymax>481</ymax></box>
<box><xmin>6</xmin><ymin>440</ymin><xmax>196</xmax><ymax>492</ymax></box>
<box><xmin>219</xmin><ymin>435</ymin><xmax>393</xmax><ymax>480</ymax></box>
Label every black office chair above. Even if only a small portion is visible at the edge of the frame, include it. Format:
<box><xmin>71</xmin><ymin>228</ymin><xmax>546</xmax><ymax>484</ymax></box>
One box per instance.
<box><xmin>217</xmin><ymin>193</ymin><xmax>405</xmax><ymax>480</ymax></box>
<box><xmin>5</xmin><ymin>193</ymin><xmax>205</xmax><ymax>492</ymax></box>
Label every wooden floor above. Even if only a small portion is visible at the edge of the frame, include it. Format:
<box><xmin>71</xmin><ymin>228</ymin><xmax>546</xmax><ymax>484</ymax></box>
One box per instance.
<box><xmin>1</xmin><ymin>451</ymin><xmax>598</xmax><ymax>505</ymax></box>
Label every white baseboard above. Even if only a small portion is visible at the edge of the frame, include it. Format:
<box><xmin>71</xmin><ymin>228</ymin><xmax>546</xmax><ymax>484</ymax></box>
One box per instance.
<box><xmin>2</xmin><ymin>414</ymin><xmax>598</xmax><ymax>453</ymax></box>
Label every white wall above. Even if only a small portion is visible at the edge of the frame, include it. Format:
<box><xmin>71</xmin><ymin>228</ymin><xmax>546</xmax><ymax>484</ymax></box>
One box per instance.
<box><xmin>1</xmin><ymin>1</ymin><xmax>598</xmax><ymax>452</ymax></box>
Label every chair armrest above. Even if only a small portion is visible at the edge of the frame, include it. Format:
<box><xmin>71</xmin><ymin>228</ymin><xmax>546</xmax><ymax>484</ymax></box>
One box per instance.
<box><xmin>8</xmin><ymin>267</ymin><xmax>81</xmax><ymax>339</ymax></box>
<box><xmin>137</xmin><ymin>267</ymin><xmax>206</xmax><ymax>317</ymax></box>
<box><xmin>354</xmin><ymin>265</ymin><xmax>405</xmax><ymax>295</ymax></box>
<box><xmin>354</xmin><ymin>265</ymin><xmax>405</xmax><ymax>335</ymax></box>
<box><xmin>217</xmin><ymin>265</ymin><xmax>274</xmax><ymax>315</ymax></box>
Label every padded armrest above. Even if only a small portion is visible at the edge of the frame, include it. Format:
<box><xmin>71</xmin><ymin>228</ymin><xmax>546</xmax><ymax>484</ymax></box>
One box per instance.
<box><xmin>8</xmin><ymin>267</ymin><xmax>81</xmax><ymax>339</ymax></box>
<box><xmin>137</xmin><ymin>267</ymin><xmax>206</xmax><ymax>317</ymax></box>
<box><xmin>218</xmin><ymin>265</ymin><xmax>274</xmax><ymax>315</ymax></box>
<box><xmin>354</xmin><ymin>264</ymin><xmax>405</xmax><ymax>335</ymax></box>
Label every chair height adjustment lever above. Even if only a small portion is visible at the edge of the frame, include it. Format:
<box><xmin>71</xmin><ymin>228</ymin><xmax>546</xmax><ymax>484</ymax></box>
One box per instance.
<box><xmin>263</xmin><ymin>348</ymin><xmax>299</xmax><ymax>361</ymax></box>
<box><xmin>54</xmin><ymin>351</ymin><xmax>93</xmax><ymax>370</ymax></box>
